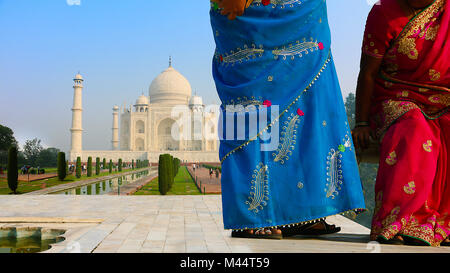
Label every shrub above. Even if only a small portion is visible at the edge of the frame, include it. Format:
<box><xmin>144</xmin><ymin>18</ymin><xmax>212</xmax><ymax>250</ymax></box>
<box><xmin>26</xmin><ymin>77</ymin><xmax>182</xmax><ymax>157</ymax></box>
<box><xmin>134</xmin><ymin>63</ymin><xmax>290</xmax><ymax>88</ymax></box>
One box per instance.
<box><xmin>57</xmin><ymin>152</ymin><xmax>66</xmax><ymax>181</ymax></box>
<box><xmin>173</xmin><ymin>158</ymin><xmax>180</xmax><ymax>177</ymax></box>
<box><xmin>96</xmin><ymin>157</ymin><xmax>100</xmax><ymax>175</ymax></box>
<box><xmin>109</xmin><ymin>159</ymin><xmax>113</xmax><ymax>173</ymax></box>
<box><xmin>87</xmin><ymin>157</ymin><xmax>92</xmax><ymax>177</ymax></box>
<box><xmin>7</xmin><ymin>146</ymin><xmax>18</xmax><ymax>194</ymax></box>
<box><xmin>132</xmin><ymin>159</ymin><xmax>134</xmax><ymax>170</ymax></box>
<box><xmin>76</xmin><ymin>157</ymin><xmax>82</xmax><ymax>178</ymax></box>
<box><xmin>103</xmin><ymin>158</ymin><xmax>106</xmax><ymax>169</ymax></box>
<box><xmin>118</xmin><ymin>158</ymin><xmax>122</xmax><ymax>172</ymax></box>
<box><xmin>158</xmin><ymin>154</ymin><xmax>173</xmax><ymax>195</ymax></box>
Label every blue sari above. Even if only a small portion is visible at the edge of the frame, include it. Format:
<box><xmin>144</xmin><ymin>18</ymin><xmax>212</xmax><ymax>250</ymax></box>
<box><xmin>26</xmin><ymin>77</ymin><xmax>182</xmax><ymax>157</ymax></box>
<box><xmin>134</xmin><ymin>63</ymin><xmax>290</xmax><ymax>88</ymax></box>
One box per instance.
<box><xmin>210</xmin><ymin>0</ymin><xmax>366</xmax><ymax>230</ymax></box>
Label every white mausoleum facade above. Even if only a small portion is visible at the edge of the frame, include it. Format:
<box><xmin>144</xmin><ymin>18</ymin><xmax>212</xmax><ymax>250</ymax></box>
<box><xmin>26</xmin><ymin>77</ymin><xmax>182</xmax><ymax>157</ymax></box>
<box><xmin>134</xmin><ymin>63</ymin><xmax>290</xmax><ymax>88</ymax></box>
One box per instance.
<box><xmin>69</xmin><ymin>62</ymin><xmax>220</xmax><ymax>163</ymax></box>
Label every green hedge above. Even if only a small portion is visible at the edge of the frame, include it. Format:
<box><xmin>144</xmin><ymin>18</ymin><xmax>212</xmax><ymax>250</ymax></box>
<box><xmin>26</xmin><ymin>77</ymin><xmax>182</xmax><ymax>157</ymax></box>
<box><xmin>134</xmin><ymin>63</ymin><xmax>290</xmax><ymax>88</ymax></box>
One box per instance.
<box><xmin>87</xmin><ymin>157</ymin><xmax>92</xmax><ymax>177</ymax></box>
<box><xmin>76</xmin><ymin>157</ymin><xmax>82</xmax><ymax>178</ymax></box>
<box><xmin>158</xmin><ymin>154</ymin><xmax>174</xmax><ymax>195</ymax></box>
<box><xmin>118</xmin><ymin>158</ymin><xmax>122</xmax><ymax>172</ymax></box>
<box><xmin>7</xmin><ymin>146</ymin><xmax>18</xmax><ymax>194</ymax></box>
<box><xmin>96</xmin><ymin>157</ymin><xmax>100</xmax><ymax>175</ymax></box>
<box><xmin>57</xmin><ymin>152</ymin><xmax>66</xmax><ymax>181</ymax></box>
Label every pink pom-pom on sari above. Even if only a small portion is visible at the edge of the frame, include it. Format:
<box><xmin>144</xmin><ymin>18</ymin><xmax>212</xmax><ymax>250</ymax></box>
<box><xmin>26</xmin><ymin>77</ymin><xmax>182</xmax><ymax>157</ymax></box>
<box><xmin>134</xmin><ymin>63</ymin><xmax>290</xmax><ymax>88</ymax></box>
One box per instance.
<box><xmin>363</xmin><ymin>0</ymin><xmax>450</xmax><ymax>246</ymax></box>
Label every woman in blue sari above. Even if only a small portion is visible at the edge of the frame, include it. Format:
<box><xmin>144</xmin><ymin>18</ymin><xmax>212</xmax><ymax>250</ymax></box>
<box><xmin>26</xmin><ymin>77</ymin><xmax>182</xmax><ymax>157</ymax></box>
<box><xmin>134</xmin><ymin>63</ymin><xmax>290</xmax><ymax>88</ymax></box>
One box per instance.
<box><xmin>211</xmin><ymin>0</ymin><xmax>366</xmax><ymax>239</ymax></box>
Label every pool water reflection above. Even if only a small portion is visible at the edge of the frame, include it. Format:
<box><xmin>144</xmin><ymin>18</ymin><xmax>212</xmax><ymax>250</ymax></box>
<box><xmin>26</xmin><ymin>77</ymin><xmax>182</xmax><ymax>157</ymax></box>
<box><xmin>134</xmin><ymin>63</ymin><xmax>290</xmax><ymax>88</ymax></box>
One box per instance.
<box><xmin>0</xmin><ymin>228</ymin><xmax>65</xmax><ymax>253</ymax></box>
<box><xmin>56</xmin><ymin>169</ymin><xmax>151</xmax><ymax>195</ymax></box>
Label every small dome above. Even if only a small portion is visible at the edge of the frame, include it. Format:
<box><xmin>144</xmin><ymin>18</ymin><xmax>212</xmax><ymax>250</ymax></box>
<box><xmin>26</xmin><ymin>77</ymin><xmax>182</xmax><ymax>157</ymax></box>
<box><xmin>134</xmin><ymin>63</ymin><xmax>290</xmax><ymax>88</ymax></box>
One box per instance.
<box><xmin>189</xmin><ymin>95</ymin><xmax>203</xmax><ymax>106</ymax></box>
<box><xmin>113</xmin><ymin>105</ymin><xmax>119</xmax><ymax>111</ymax></box>
<box><xmin>74</xmin><ymin>73</ymin><xmax>83</xmax><ymax>80</ymax></box>
<box><xmin>135</xmin><ymin>94</ymin><xmax>149</xmax><ymax>106</ymax></box>
<box><xmin>149</xmin><ymin>65</ymin><xmax>192</xmax><ymax>105</ymax></box>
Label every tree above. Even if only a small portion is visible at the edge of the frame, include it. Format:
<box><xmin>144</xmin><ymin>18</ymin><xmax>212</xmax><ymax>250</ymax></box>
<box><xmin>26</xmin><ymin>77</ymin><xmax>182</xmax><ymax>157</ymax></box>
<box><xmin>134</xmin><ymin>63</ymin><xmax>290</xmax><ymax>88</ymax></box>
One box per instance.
<box><xmin>87</xmin><ymin>157</ymin><xmax>92</xmax><ymax>177</ymax></box>
<box><xmin>109</xmin><ymin>159</ymin><xmax>113</xmax><ymax>173</ymax></box>
<box><xmin>344</xmin><ymin>93</ymin><xmax>356</xmax><ymax>130</ymax></box>
<box><xmin>132</xmin><ymin>159</ymin><xmax>134</xmax><ymax>170</ymax></box>
<box><xmin>23</xmin><ymin>138</ymin><xmax>43</xmax><ymax>166</ymax></box>
<box><xmin>76</xmin><ymin>157</ymin><xmax>82</xmax><ymax>178</ymax></box>
<box><xmin>95</xmin><ymin>157</ymin><xmax>100</xmax><ymax>176</ymax></box>
<box><xmin>118</xmin><ymin>158</ymin><xmax>122</xmax><ymax>172</ymax></box>
<box><xmin>7</xmin><ymin>146</ymin><xmax>18</xmax><ymax>194</ymax></box>
<box><xmin>57</xmin><ymin>152</ymin><xmax>66</xmax><ymax>181</ymax></box>
<box><xmin>0</xmin><ymin>124</ymin><xmax>18</xmax><ymax>151</ymax></box>
<box><xmin>37</xmin><ymin>147</ymin><xmax>60</xmax><ymax>167</ymax></box>
<box><xmin>158</xmin><ymin>154</ymin><xmax>173</xmax><ymax>195</ymax></box>
<box><xmin>103</xmin><ymin>158</ymin><xmax>106</xmax><ymax>169</ymax></box>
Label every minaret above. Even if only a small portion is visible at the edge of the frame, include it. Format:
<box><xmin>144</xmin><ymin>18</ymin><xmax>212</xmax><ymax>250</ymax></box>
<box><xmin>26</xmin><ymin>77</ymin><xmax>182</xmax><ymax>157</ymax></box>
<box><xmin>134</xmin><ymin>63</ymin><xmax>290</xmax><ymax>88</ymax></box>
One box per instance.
<box><xmin>70</xmin><ymin>73</ymin><xmax>84</xmax><ymax>156</ymax></box>
<box><xmin>112</xmin><ymin>105</ymin><xmax>119</xmax><ymax>150</ymax></box>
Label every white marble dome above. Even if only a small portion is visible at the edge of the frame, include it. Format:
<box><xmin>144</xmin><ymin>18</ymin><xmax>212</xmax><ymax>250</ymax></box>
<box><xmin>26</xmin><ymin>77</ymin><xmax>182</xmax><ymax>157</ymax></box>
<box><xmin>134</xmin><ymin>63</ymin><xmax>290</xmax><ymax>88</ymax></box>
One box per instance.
<box><xmin>189</xmin><ymin>95</ymin><xmax>203</xmax><ymax>106</ymax></box>
<box><xmin>135</xmin><ymin>94</ymin><xmax>149</xmax><ymax>105</ymax></box>
<box><xmin>149</xmin><ymin>65</ymin><xmax>192</xmax><ymax>105</ymax></box>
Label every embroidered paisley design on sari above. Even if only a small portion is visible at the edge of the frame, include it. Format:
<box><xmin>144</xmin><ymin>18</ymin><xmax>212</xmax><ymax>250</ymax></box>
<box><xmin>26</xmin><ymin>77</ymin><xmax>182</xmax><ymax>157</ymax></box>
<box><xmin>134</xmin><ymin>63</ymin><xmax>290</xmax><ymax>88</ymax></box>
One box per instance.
<box><xmin>246</xmin><ymin>163</ymin><xmax>270</xmax><ymax>214</ymax></box>
<box><xmin>273</xmin><ymin>113</ymin><xmax>300</xmax><ymax>164</ymax></box>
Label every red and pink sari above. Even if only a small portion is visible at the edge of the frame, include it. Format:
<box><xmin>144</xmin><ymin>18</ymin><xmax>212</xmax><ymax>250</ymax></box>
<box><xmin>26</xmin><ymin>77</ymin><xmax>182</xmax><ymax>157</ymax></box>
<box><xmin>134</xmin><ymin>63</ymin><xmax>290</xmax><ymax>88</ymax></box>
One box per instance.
<box><xmin>363</xmin><ymin>0</ymin><xmax>450</xmax><ymax>246</ymax></box>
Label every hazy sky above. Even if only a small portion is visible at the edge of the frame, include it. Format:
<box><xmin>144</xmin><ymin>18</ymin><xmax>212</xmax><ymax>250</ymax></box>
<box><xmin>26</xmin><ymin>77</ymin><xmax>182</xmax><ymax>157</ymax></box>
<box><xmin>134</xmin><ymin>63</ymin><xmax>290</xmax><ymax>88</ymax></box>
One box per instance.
<box><xmin>0</xmin><ymin>0</ymin><xmax>375</xmax><ymax>153</ymax></box>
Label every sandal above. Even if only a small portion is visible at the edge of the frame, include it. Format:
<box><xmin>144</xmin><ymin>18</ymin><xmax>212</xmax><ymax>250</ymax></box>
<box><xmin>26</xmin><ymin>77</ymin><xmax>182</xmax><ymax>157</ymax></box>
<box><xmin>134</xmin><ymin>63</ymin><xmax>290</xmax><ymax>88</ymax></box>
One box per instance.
<box><xmin>232</xmin><ymin>228</ymin><xmax>283</xmax><ymax>240</ymax></box>
<box><xmin>281</xmin><ymin>219</ymin><xmax>341</xmax><ymax>237</ymax></box>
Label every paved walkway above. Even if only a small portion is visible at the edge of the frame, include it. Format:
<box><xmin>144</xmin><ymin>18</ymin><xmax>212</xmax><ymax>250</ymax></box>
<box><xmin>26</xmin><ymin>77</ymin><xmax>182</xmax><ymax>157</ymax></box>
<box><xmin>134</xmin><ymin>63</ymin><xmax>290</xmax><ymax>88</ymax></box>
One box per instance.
<box><xmin>187</xmin><ymin>167</ymin><xmax>221</xmax><ymax>194</ymax></box>
<box><xmin>0</xmin><ymin>195</ymin><xmax>449</xmax><ymax>253</ymax></box>
<box><xmin>0</xmin><ymin>173</ymin><xmax>58</xmax><ymax>182</ymax></box>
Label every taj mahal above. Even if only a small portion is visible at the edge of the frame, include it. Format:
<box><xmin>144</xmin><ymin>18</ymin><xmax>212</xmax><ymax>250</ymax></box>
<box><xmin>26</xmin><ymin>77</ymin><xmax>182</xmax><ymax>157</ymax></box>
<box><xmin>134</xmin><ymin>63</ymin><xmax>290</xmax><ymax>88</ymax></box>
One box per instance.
<box><xmin>68</xmin><ymin>59</ymin><xmax>220</xmax><ymax>163</ymax></box>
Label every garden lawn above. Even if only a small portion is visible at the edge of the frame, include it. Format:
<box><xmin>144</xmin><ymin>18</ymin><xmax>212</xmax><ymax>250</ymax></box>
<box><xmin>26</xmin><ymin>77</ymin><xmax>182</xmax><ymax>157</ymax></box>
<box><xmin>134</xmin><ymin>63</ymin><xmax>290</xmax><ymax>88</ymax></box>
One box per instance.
<box><xmin>134</xmin><ymin>166</ymin><xmax>201</xmax><ymax>195</ymax></box>
<box><xmin>0</xmin><ymin>168</ymin><xmax>137</xmax><ymax>195</ymax></box>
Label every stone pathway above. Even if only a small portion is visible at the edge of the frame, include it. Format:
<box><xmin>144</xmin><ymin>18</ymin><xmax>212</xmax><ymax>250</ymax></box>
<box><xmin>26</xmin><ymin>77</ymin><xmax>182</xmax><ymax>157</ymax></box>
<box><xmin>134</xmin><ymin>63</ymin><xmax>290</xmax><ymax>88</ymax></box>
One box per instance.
<box><xmin>0</xmin><ymin>195</ymin><xmax>449</xmax><ymax>253</ymax></box>
<box><xmin>187</xmin><ymin>167</ymin><xmax>221</xmax><ymax>194</ymax></box>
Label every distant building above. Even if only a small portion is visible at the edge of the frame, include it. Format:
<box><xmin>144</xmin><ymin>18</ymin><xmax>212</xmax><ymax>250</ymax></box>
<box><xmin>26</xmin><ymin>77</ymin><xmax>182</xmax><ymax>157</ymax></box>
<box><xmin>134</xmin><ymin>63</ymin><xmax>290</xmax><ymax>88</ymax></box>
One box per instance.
<box><xmin>69</xmin><ymin>60</ymin><xmax>219</xmax><ymax>163</ymax></box>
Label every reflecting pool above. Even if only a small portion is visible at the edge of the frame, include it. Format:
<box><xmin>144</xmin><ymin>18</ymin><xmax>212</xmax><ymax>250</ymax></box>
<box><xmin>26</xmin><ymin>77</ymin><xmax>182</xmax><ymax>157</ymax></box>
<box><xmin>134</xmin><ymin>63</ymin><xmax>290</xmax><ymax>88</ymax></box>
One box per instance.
<box><xmin>55</xmin><ymin>169</ymin><xmax>152</xmax><ymax>195</ymax></box>
<box><xmin>0</xmin><ymin>227</ymin><xmax>65</xmax><ymax>253</ymax></box>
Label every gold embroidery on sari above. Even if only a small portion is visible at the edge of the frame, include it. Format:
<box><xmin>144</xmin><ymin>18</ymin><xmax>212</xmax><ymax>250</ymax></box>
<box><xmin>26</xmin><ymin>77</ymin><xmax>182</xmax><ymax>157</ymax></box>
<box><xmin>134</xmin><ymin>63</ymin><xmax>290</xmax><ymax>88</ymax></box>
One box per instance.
<box><xmin>423</xmin><ymin>140</ymin><xmax>433</xmax><ymax>152</ymax></box>
<box><xmin>403</xmin><ymin>181</ymin><xmax>416</xmax><ymax>195</ymax></box>
<box><xmin>252</xmin><ymin>0</ymin><xmax>302</xmax><ymax>8</ymax></box>
<box><xmin>273</xmin><ymin>38</ymin><xmax>320</xmax><ymax>60</ymax></box>
<box><xmin>425</xmin><ymin>24</ymin><xmax>440</xmax><ymax>41</ymax></box>
<box><xmin>429</xmin><ymin>69</ymin><xmax>441</xmax><ymax>81</ymax></box>
<box><xmin>218</xmin><ymin>44</ymin><xmax>264</xmax><ymax>66</ymax></box>
<box><xmin>396</xmin><ymin>91</ymin><xmax>409</xmax><ymax>98</ymax></box>
<box><xmin>377</xmin><ymin>100</ymin><xmax>420</xmax><ymax>137</ymax></box>
<box><xmin>396</xmin><ymin>0</ymin><xmax>444</xmax><ymax>60</ymax></box>
<box><xmin>384</xmin><ymin>81</ymin><xmax>393</xmax><ymax>88</ymax></box>
<box><xmin>246</xmin><ymin>163</ymin><xmax>270</xmax><ymax>214</ymax></box>
<box><xmin>325</xmin><ymin>135</ymin><xmax>352</xmax><ymax>199</ymax></box>
<box><xmin>428</xmin><ymin>94</ymin><xmax>450</xmax><ymax>106</ymax></box>
<box><xmin>273</xmin><ymin>113</ymin><xmax>300</xmax><ymax>164</ymax></box>
<box><xmin>385</xmin><ymin>151</ymin><xmax>398</xmax><ymax>166</ymax></box>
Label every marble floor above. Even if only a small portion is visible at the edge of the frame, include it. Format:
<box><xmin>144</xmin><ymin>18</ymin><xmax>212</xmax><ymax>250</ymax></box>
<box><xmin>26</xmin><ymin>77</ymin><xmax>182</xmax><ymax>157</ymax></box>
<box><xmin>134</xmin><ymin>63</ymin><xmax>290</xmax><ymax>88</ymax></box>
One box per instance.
<box><xmin>0</xmin><ymin>195</ymin><xmax>448</xmax><ymax>253</ymax></box>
